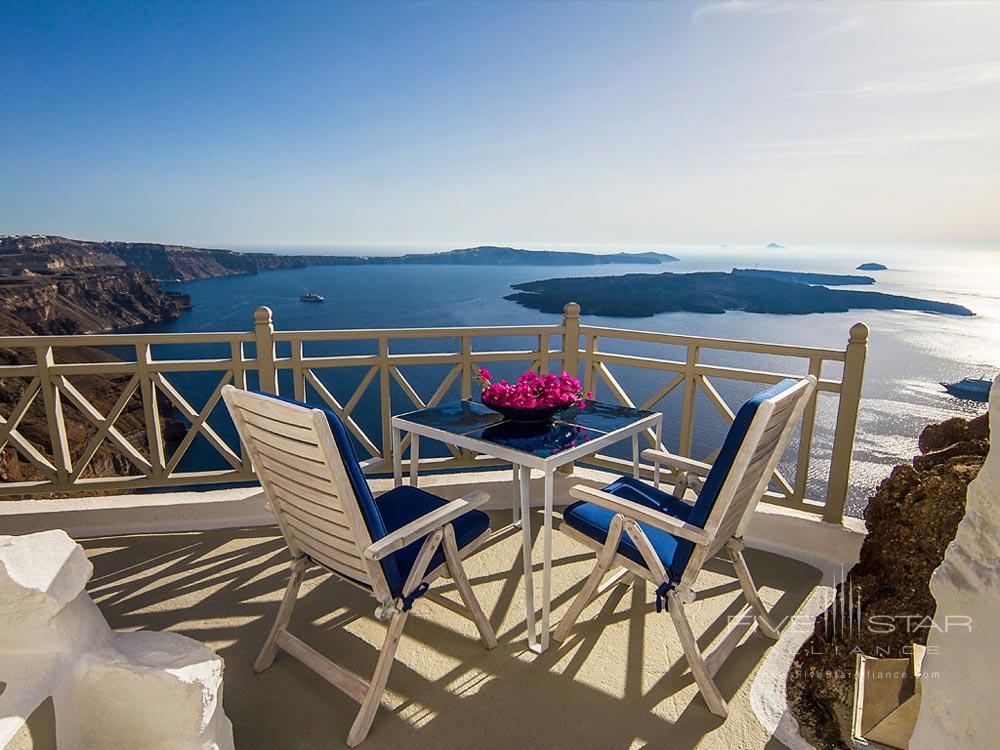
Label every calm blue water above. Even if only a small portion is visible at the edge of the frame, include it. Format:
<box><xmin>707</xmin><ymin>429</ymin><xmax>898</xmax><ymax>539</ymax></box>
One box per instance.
<box><xmin>132</xmin><ymin>247</ymin><xmax>999</xmax><ymax>515</ymax></box>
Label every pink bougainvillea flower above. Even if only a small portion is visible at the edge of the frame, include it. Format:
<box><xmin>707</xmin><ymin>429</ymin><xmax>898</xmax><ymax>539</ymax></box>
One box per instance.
<box><xmin>480</xmin><ymin>369</ymin><xmax>589</xmax><ymax>409</ymax></box>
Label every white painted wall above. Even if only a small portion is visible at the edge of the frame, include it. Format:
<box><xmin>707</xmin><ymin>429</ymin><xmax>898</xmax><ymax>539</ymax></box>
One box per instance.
<box><xmin>0</xmin><ymin>530</ymin><xmax>234</xmax><ymax>750</ymax></box>
<box><xmin>910</xmin><ymin>376</ymin><xmax>998</xmax><ymax>750</ymax></box>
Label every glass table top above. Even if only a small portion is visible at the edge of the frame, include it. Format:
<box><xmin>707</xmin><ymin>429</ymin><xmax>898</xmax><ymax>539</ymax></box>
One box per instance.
<box><xmin>395</xmin><ymin>399</ymin><xmax>658</xmax><ymax>458</ymax></box>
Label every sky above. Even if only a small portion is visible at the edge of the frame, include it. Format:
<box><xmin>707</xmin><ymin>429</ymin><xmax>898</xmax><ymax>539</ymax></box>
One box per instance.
<box><xmin>1</xmin><ymin>0</ymin><xmax>999</xmax><ymax>253</ymax></box>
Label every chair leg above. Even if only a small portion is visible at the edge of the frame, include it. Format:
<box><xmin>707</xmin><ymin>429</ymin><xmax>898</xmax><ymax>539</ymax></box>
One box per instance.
<box><xmin>553</xmin><ymin>514</ymin><xmax>625</xmax><ymax>643</ymax></box>
<box><xmin>254</xmin><ymin>557</ymin><xmax>308</xmax><ymax>673</ymax></box>
<box><xmin>727</xmin><ymin>545</ymin><xmax>780</xmax><ymax>640</ymax></box>
<box><xmin>667</xmin><ymin>590</ymin><xmax>728</xmax><ymax>718</ymax></box>
<box><xmin>442</xmin><ymin>525</ymin><xmax>497</xmax><ymax>649</ymax></box>
<box><xmin>347</xmin><ymin>611</ymin><xmax>409</xmax><ymax>747</ymax></box>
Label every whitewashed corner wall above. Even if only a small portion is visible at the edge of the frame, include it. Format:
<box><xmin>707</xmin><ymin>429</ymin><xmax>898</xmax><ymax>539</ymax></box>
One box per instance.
<box><xmin>910</xmin><ymin>376</ymin><xmax>999</xmax><ymax>749</ymax></box>
<box><xmin>0</xmin><ymin>530</ymin><xmax>234</xmax><ymax>750</ymax></box>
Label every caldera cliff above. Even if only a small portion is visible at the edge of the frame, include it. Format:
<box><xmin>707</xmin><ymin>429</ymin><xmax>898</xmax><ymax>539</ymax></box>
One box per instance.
<box><xmin>0</xmin><ymin>236</ymin><xmax>191</xmax><ymax>493</ymax></box>
<box><xmin>786</xmin><ymin>411</ymin><xmax>989</xmax><ymax>749</ymax></box>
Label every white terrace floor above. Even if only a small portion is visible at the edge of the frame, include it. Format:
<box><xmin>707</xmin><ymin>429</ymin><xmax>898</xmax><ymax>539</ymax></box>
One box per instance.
<box><xmin>66</xmin><ymin>469</ymin><xmax>832</xmax><ymax>750</ymax></box>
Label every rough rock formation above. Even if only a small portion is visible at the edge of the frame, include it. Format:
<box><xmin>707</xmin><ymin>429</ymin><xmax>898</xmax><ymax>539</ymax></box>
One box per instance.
<box><xmin>786</xmin><ymin>409</ymin><xmax>990</xmax><ymax>749</ymax></box>
<box><xmin>0</xmin><ymin>530</ymin><xmax>234</xmax><ymax>749</ymax></box>
<box><xmin>910</xmin><ymin>378</ymin><xmax>999</xmax><ymax>748</ymax></box>
<box><xmin>0</xmin><ymin>268</ymin><xmax>189</xmax><ymax>336</ymax></box>
<box><xmin>0</xmin><ymin>238</ymin><xmax>190</xmax><ymax>492</ymax></box>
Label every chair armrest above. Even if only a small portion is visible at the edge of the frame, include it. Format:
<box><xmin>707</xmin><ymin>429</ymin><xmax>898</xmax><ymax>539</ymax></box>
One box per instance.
<box><xmin>364</xmin><ymin>491</ymin><xmax>489</xmax><ymax>561</ymax></box>
<box><xmin>568</xmin><ymin>485</ymin><xmax>710</xmax><ymax>545</ymax></box>
<box><xmin>641</xmin><ymin>449</ymin><xmax>714</xmax><ymax>477</ymax></box>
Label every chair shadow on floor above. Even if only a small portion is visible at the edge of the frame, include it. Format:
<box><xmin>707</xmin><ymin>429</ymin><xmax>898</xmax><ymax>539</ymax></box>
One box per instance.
<box><xmin>80</xmin><ymin>512</ymin><xmax>820</xmax><ymax>750</ymax></box>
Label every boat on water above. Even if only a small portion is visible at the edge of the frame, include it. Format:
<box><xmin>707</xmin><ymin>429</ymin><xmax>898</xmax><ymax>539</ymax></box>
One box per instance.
<box><xmin>941</xmin><ymin>377</ymin><xmax>993</xmax><ymax>402</ymax></box>
<box><xmin>299</xmin><ymin>292</ymin><xmax>325</xmax><ymax>303</ymax></box>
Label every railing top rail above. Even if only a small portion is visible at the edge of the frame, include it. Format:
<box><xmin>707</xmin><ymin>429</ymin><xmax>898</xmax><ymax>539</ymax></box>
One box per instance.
<box><xmin>578</xmin><ymin>324</ymin><xmax>847</xmax><ymax>360</ymax></box>
<box><xmin>272</xmin><ymin>323</ymin><xmax>563</xmax><ymax>342</ymax></box>
<box><xmin>0</xmin><ymin>331</ymin><xmax>254</xmax><ymax>348</ymax></box>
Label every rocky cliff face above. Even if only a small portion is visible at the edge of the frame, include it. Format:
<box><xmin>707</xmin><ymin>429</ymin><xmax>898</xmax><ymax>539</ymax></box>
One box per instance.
<box><xmin>1</xmin><ymin>234</ymin><xmax>357</xmax><ymax>282</ymax></box>
<box><xmin>0</xmin><ymin>238</ymin><xmax>191</xmax><ymax>494</ymax></box>
<box><xmin>0</xmin><ymin>235</ymin><xmax>191</xmax><ymax>334</ymax></box>
<box><xmin>0</xmin><ymin>269</ymin><xmax>190</xmax><ymax>336</ymax></box>
<box><xmin>786</xmin><ymin>411</ymin><xmax>990</xmax><ymax>749</ymax></box>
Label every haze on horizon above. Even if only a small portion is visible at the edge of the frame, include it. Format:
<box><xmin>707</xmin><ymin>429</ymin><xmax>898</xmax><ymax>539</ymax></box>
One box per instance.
<box><xmin>2</xmin><ymin>0</ymin><xmax>999</xmax><ymax>253</ymax></box>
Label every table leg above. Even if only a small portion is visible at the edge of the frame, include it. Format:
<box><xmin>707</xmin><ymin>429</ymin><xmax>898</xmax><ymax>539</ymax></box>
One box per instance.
<box><xmin>518</xmin><ymin>466</ymin><xmax>537</xmax><ymax>652</ymax></box>
<box><xmin>512</xmin><ymin>464</ymin><xmax>522</xmax><ymax>528</ymax></box>
<box><xmin>392</xmin><ymin>427</ymin><xmax>402</xmax><ymax>488</ymax></box>
<box><xmin>632</xmin><ymin>433</ymin><xmax>640</xmax><ymax>479</ymax></box>
<box><xmin>536</xmin><ymin>467</ymin><xmax>555</xmax><ymax>653</ymax></box>
<box><xmin>410</xmin><ymin>434</ymin><xmax>420</xmax><ymax>488</ymax></box>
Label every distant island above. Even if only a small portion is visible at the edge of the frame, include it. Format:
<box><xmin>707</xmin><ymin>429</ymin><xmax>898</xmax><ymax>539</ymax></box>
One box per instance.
<box><xmin>732</xmin><ymin>268</ymin><xmax>875</xmax><ymax>286</ymax></box>
<box><xmin>505</xmin><ymin>271</ymin><xmax>974</xmax><ymax>317</ymax></box>
<box><xmin>391</xmin><ymin>246</ymin><xmax>679</xmax><ymax>266</ymax></box>
<box><xmin>766</xmin><ymin>242</ymin><xmax>786</xmax><ymax>249</ymax></box>
<box><xmin>857</xmin><ymin>262</ymin><xmax>888</xmax><ymax>271</ymax></box>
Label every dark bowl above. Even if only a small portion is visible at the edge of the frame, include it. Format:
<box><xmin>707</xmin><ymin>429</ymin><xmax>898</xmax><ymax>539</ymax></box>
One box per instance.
<box><xmin>482</xmin><ymin>401</ymin><xmax>566</xmax><ymax>423</ymax></box>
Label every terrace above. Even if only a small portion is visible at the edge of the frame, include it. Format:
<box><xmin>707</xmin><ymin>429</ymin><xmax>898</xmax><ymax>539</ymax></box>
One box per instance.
<box><xmin>1</xmin><ymin>303</ymin><xmax>869</xmax><ymax>749</ymax></box>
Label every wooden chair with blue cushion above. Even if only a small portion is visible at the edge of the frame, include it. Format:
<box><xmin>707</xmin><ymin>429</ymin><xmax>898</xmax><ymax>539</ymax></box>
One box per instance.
<box><xmin>222</xmin><ymin>386</ymin><xmax>497</xmax><ymax>747</ymax></box>
<box><xmin>554</xmin><ymin>376</ymin><xmax>817</xmax><ymax>718</ymax></box>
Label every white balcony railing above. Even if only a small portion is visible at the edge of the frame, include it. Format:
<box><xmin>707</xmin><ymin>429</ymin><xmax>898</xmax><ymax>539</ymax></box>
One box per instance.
<box><xmin>0</xmin><ymin>303</ymin><xmax>867</xmax><ymax>523</ymax></box>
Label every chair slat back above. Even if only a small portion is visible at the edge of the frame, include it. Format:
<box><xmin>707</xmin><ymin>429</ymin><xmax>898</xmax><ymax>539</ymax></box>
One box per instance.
<box><xmin>686</xmin><ymin>376</ymin><xmax>817</xmax><ymax>577</ymax></box>
<box><xmin>222</xmin><ymin>386</ymin><xmax>391</xmax><ymax>601</ymax></box>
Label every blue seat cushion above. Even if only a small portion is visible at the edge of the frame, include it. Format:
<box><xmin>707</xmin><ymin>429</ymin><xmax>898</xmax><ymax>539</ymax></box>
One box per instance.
<box><xmin>562</xmin><ymin>379</ymin><xmax>799</xmax><ymax>581</ymax></box>
<box><xmin>376</xmin><ymin>485</ymin><xmax>491</xmax><ymax>597</ymax></box>
<box><xmin>562</xmin><ymin>476</ymin><xmax>697</xmax><ymax>582</ymax></box>
<box><xmin>266</xmin><ymin>394</ymin><xmax>402</xmax><ymax>591</ymax></box>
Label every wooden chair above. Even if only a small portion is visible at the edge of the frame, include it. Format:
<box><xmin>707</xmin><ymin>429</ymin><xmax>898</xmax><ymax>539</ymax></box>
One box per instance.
<box><xmin>554</xmin><ymin>376</ymin><xmax>817</xmax><ymax>718</ymax></box>
<box><xmin>222</xmin><ymin>387</ymin><xmax>497</xmax><ymax>746</ymax></box>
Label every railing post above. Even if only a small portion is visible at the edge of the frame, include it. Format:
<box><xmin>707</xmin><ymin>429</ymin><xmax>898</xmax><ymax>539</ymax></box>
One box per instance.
<box><xmin>824</xmin><ymin>322</ymin><xmax>869</xmax><ymax>523</ymax></box>
<box><xmin>135</xmin><ymin>343</ymin><xmax>166</xmax><ymax>479</ymax></box>
<box><xmin>580</xmin><ymin>333</ymin><xmax>596</xmax><ymax>398</ymax></box>
<box><xmin>561</xmin><ymin>301</ymin><xmax>581</xmax><ymax>378</ymax></box>
<box><xmin>461</xmin><ymin>334</ymin><xmax>472</xmax><ymax>399</ymax></box>
<box><xmin>290</xmin><ymin>339</ymin><xmax>306</xmax><ymax>401</ymax></box>
<box><xmin>379</xmin><ymin>336</ymin><xmax>392</xmax><ymax>464</ymax></box>
<box><xmin>537</xmin><ymin>332</ymin><xmax>550</xmax><ymax>374</ymax></box>
<box><xmin>34</xmin><ymin>345</ymin><xmax>72</xmax><ymax>487</ymax></box>
<box><xmin>254</xmin><ymin>306</ymin><xmax>278</xmax><ymax>395</ymax></box>
<box><xmin>678</xmin><ymin>344</ymin><xmax>700</xmax><ymax>457</ymax></box>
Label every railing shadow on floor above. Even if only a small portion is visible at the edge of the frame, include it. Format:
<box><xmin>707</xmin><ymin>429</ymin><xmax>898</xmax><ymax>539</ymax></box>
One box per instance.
<box><xmin>78</xmin><ymin>516</ymin><xmax>821</xmax><ymax>750</ymax></box>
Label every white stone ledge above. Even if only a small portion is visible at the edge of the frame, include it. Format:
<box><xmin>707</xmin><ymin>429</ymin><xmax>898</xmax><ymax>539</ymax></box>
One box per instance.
<box><xmin>0</xmin><ymin>467</ymin><xmax>864</xmax><ymax>575</ymax></box>
<box><xmin>1</xmin><ymin>529</ymin><xmax>234</xmax><ymax>750</ymax></box>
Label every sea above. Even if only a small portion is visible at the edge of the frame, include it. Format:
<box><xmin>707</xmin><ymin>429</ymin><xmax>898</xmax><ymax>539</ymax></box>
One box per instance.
<box><xmin>132</xmin><ymin>246</ymin><xmax>999</xmax><ymax>517</ymax></box>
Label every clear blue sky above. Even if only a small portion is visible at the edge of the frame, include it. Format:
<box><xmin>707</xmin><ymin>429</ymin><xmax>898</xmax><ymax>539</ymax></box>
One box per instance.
<box><xmin>2</xmin><ymin>1</ymin><xmax>998</xmax><ymax>251</ymax></box>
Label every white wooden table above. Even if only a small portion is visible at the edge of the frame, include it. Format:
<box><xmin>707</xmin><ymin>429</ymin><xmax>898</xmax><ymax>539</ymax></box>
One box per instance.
<box><xmin>390</xmin><ymin>400</ymin><xmax>662</xmax><ymax>653</ymax></box>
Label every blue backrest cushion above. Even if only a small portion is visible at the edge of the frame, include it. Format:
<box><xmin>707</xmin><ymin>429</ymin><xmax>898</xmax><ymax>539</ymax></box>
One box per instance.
<box><xmin>688</xmin><ymin>378</ymin><xmax>798</xmax><ymax>529</ymax></box>
<box><xmin>265</xmin><ymin>394</ymin><xmax>402</xmax><ymax>593</ymax></box>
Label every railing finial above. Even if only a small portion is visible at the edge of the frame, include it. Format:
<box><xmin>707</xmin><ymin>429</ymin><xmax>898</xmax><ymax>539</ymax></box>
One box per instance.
<box><xmin>849</xmin><ymin>321</ymin><xmax>869</xmax><ymax>344</ymax></box>
<box><xmin>254</xmin><ymin>306</ymin><xmax>273</xmax><ymax>326</ymax></box>
<box><xmin>253</xmin><ymin>306</ymin><xmax>278</xmax><ymax>395</ymax></box>
<box><xmin>561</xmin><ymin>302</ymin><xmax>581</xmax><ymax>379</ymax></box>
